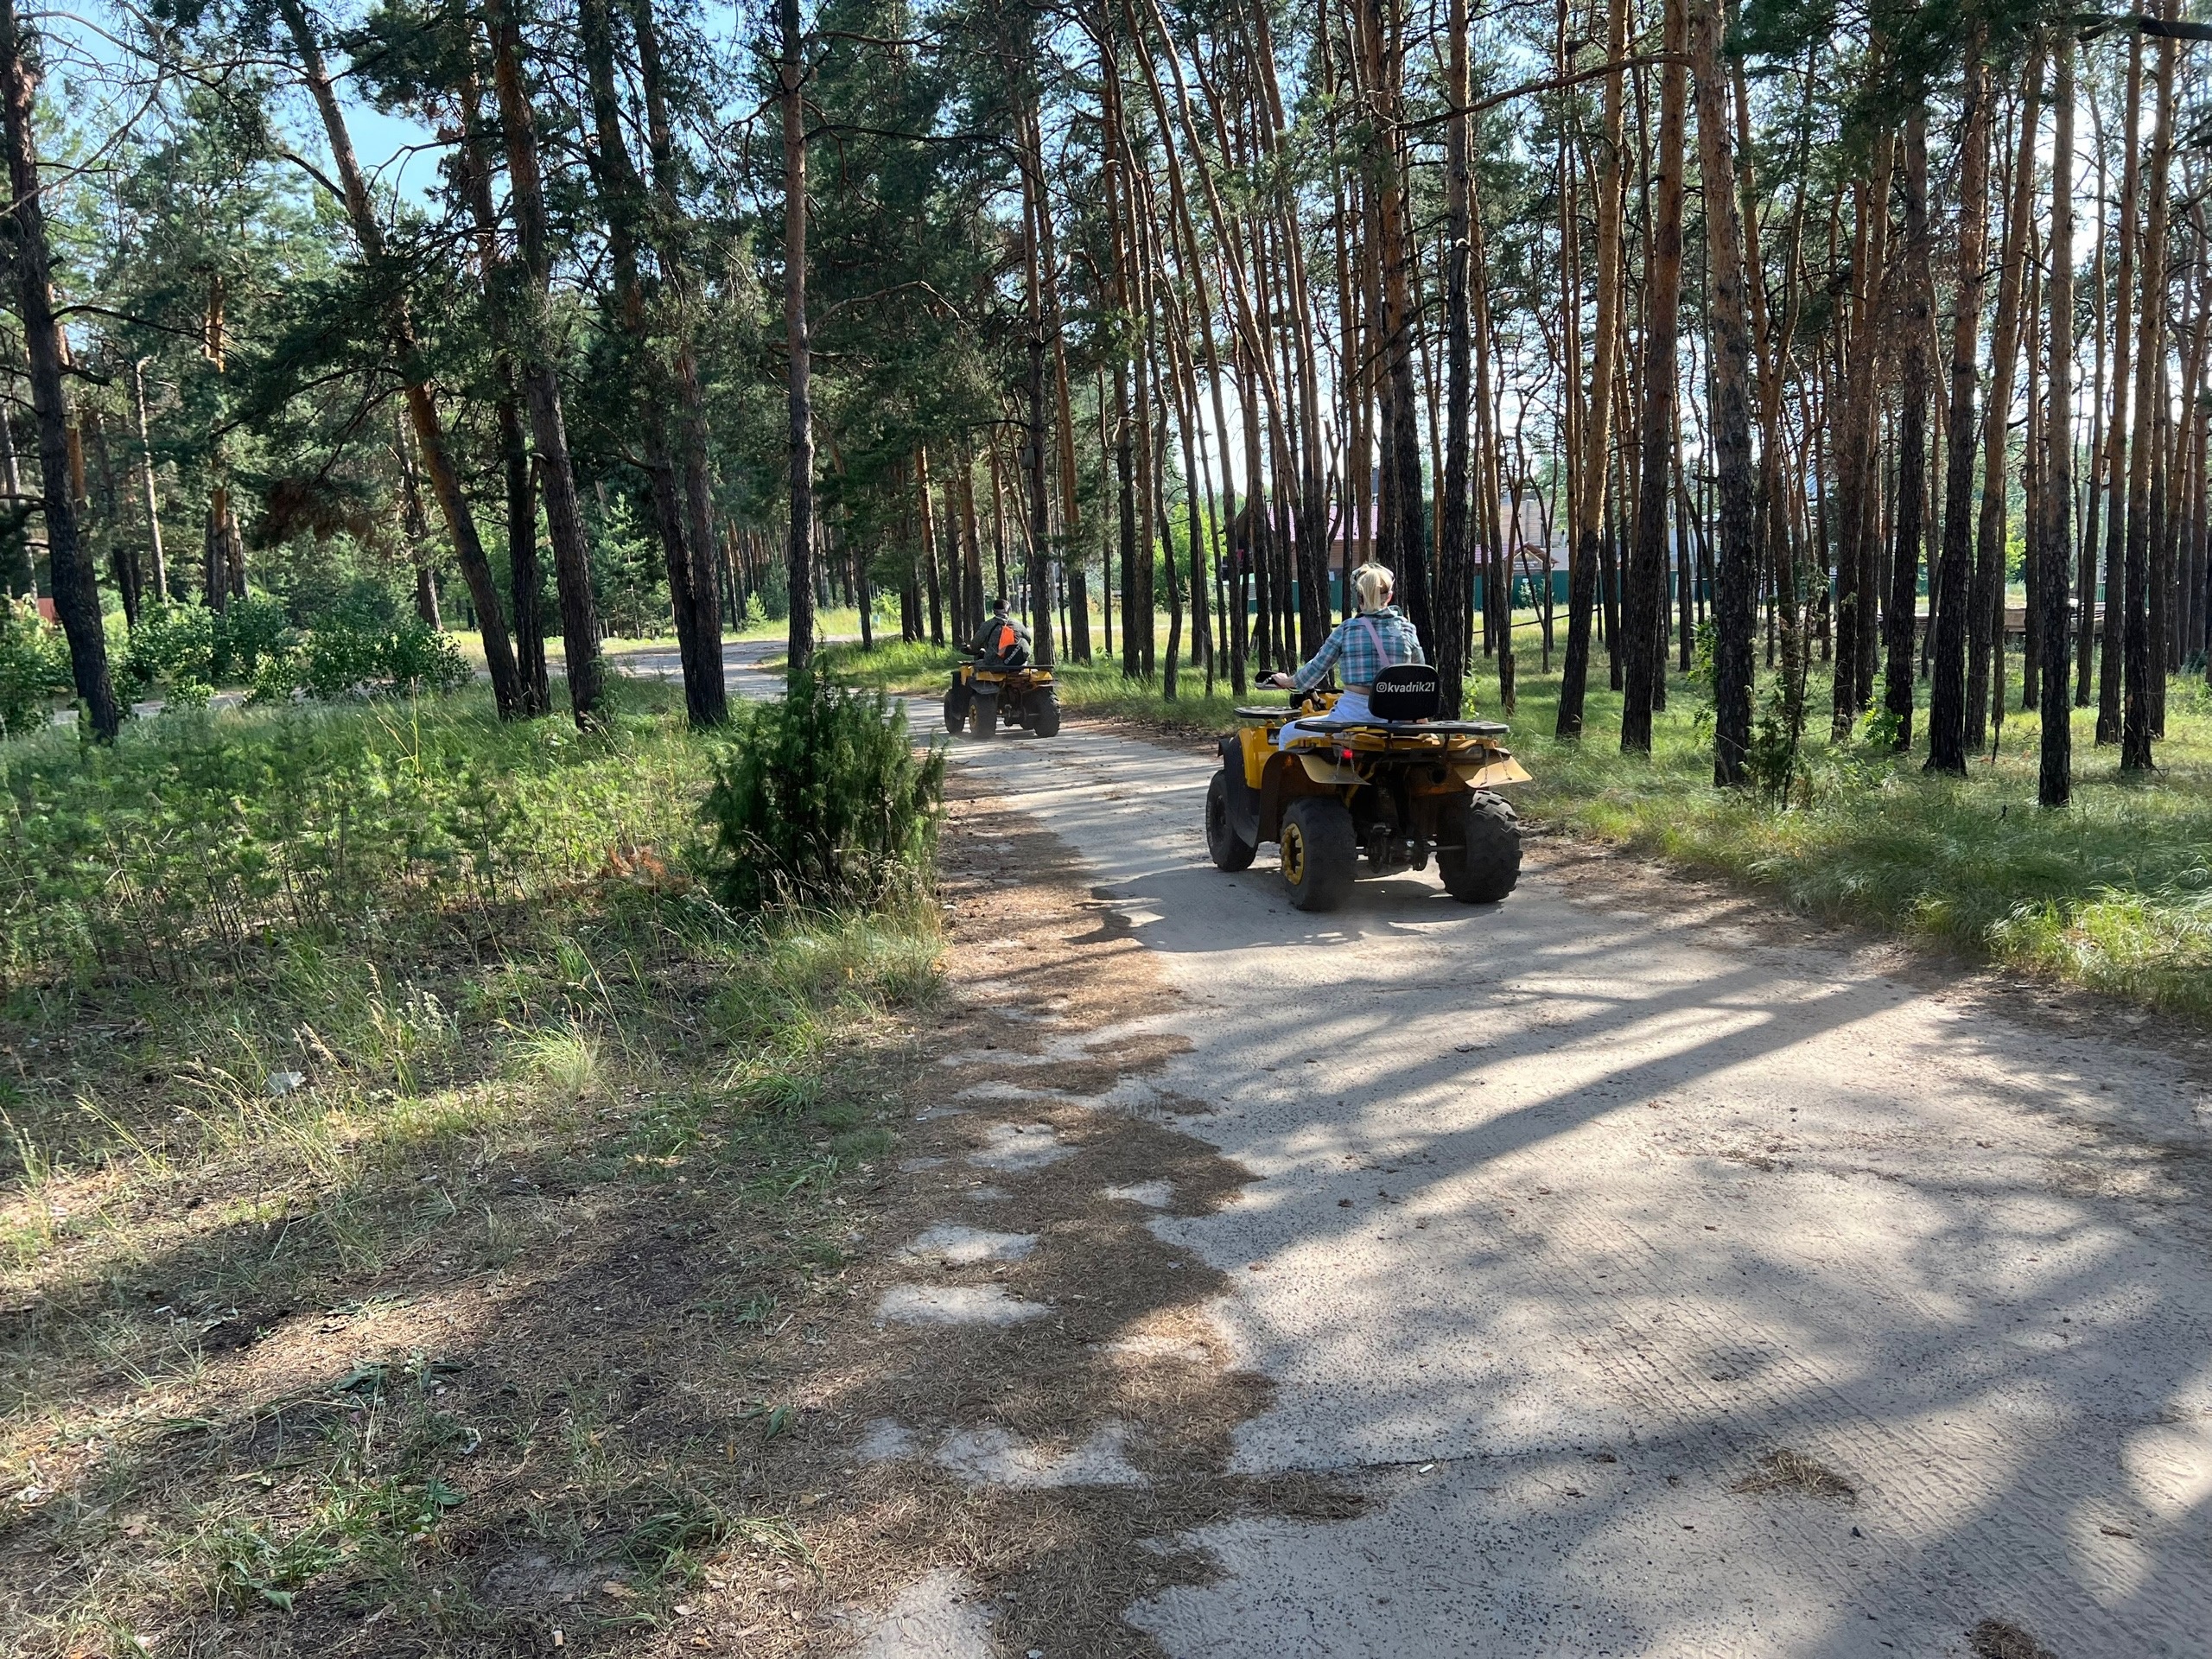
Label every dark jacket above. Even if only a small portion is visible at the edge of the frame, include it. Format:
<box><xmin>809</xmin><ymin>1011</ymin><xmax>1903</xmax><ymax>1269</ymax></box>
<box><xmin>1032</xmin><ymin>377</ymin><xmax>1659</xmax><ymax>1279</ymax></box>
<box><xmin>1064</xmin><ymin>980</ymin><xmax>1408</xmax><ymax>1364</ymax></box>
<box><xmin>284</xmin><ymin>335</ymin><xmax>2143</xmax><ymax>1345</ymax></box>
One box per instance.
<box><xmin>976</xmin><ymin>613</ymin><xmax>1031</xmax><ymax>669</ymax></box>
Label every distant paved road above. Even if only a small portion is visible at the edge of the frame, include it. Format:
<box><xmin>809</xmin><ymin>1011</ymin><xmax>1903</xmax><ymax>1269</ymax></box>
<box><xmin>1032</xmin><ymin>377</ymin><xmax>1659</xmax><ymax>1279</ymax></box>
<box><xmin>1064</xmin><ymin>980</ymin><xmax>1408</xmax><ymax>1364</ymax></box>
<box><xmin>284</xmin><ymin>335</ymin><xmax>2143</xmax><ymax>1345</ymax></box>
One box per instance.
<box><xmin>596</xmin><ymin>636</ymin><xmax>791</xmax><ymax>702</ymax></box>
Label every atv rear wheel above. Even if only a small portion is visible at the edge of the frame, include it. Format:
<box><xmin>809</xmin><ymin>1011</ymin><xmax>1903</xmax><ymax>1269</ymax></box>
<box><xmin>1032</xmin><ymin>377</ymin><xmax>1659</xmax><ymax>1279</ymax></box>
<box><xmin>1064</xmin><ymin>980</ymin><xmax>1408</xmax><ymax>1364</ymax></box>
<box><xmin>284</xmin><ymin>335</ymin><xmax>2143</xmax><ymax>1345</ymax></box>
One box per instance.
<box><xmin>1279</xmin><ymin>797</ymin><xmax>1357</xmax><ymax>911</ymax></box>
<box><xmin>1028</xmin><ymin>689</ymin><xmax>1061</xmax><ymax>736</ymax></box>
<box><xmin>969</xmin><ymin>693</ymin><xmax>999</xmax><ymax>739</ymax></box>
<box><xmin>1205</xmin><ymin>769</ymin><xmax>1257</xmax><ymax>871</ymax></box>
<box><xmin>1436</xmin><ymin>791</ymin><xmax>1521</xmax><ymax>903</ymax></box>
<box><xmin>943</xmin><ymin>681</ymin><xmax>971</xmax><ymax>734</ymax></box>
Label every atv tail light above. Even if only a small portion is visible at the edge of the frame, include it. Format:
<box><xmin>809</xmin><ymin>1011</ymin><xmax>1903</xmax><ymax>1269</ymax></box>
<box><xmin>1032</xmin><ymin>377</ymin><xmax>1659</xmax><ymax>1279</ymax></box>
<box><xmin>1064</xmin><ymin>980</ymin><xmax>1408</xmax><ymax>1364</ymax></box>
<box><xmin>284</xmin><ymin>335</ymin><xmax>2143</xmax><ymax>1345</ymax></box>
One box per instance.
<box><xmin>1338</xmin><ymin>747</ymin><xmax>1356</xmax><ymax>763</ymax></box>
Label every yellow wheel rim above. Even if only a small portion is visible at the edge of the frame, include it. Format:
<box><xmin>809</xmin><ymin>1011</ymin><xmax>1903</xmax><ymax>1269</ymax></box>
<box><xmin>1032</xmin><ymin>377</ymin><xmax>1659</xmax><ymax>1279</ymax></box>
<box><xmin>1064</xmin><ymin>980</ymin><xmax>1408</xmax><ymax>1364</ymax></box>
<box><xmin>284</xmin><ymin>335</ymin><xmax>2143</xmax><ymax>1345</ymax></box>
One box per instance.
<box><xmin>1281</xmin><ymin>822</ymin><xmax>1306</xmax><ymax>886</ymax></box>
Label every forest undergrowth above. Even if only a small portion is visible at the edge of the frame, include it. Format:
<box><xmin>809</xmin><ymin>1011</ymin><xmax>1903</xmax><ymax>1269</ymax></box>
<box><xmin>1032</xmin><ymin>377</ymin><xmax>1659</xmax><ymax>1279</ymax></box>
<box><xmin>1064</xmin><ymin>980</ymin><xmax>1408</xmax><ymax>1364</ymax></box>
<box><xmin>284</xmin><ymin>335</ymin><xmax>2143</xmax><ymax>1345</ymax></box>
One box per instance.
<box><xmin>820</xmin><ymin>630</ymin><xmax>2212</xmax><ymax>1020</ymax></box>
<box><xmin>0</xmin><ymin>681</ymin><xmax>943</xmax><ymax>1656</ymax></box>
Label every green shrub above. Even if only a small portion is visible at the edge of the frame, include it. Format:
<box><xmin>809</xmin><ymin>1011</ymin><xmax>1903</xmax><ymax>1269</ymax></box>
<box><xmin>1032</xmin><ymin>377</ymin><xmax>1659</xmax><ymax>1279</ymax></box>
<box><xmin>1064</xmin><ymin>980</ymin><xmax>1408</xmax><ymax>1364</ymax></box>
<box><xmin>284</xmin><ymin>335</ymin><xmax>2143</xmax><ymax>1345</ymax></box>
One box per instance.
<box><xmin>122</xmin><ymin>595</ymin><xmax>465</xmax><ymax>705</ymax></box>
<box><xmin>216</xmin><ymin>595</ymin><xmax>298</xmax><ymax>682</ymax></box>
<box><xmin>703</xmin><ymin>671</ymin><xmax>944</xmax><ymax>910</ymax></box>
<box><xmin>246</xmin><ymin>652</ymin><xmax>301</xmax><ymax>706</ymax></box>
<box><xmin>121</xmin><ymin>598</ymin><xmax>301</xmax><ymax>697</ymax></box>
<box><xmin>162</xmin><ymin>677</ymin><xmax>213</xmax><ymax>712</ymax></box>
<box><xmin>0</xmin><ymin>599</ymin><xmax>69</xmax><ymax>737</ymax></box>
<box><xmin>120</xmin><ymin>600</ymin><xmax>216</xmax><ymax>696</ymax></box>
<box><xmin>380</xmin><ymin>615</ymin><xmax>473</xmax><ymax>694</ymax></box>
<box><xmin>297</xmin><ymin>615</ymin><xmax>386</xmax><ymax>700</ymax></box>
<box><xmin>298</xmin><ymin>611</ymin><xmax>470</xmax><ymax>701</ymax></box>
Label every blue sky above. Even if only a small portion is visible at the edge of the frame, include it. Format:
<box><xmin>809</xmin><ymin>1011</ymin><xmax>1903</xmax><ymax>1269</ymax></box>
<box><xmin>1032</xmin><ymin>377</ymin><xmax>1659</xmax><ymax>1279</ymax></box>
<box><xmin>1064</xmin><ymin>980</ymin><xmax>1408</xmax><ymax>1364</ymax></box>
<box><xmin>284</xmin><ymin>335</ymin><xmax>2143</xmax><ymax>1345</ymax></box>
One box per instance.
<box><xmin>48</xmin><ymin>0</ymin><xmax>757</xmax><ymax>207</ymax></box>
<box><xmin>48</xmin><ymin>1</ymin><xmax>445</xmax><ymax>205</ymax></box>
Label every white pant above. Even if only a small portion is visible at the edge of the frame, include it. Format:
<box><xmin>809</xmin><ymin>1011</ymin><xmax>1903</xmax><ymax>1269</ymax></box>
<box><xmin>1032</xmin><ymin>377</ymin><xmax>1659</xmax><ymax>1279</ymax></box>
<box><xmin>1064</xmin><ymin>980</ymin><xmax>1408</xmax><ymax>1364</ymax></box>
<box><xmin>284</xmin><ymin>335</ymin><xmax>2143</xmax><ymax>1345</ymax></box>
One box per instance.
<box><xmin>1277</xmin><ymin>687</ymin><xmax>1371</xmax><ymax>749</ymax></box>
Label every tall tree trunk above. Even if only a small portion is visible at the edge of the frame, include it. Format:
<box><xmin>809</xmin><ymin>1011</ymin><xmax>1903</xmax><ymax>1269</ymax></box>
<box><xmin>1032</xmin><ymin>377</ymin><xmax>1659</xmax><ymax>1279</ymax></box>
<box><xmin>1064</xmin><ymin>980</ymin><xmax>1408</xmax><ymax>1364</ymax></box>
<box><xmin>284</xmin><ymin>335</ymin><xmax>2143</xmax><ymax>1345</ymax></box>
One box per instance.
<box><xmin>454</xmin><ymin>70</ymin><xmax>550</xmax><ymax>713</ymax></box>
<box><xmin>1620</xmin><ymin>0</ymin><xmax>1687</xmax><ymax>753</ymax></box>
<box><xmin>2098</xmin><ymin>30</ymin><xmax>2141</xmax><ymax>744</ymax></box>
<box><xmin>1557</xmin><ymin>0</ymin><xmax>1628</xmax><ymax>739</ymax></box>
<box><xmin>1885</xmin><ymin>113</ymin><xmax>1932</xmax><ymax>752</ymax></box>
<box><xmin>2123</xmin><ymin>8</ymin><xmax>2173</xmax><ymax>772</ymax></box>
<box><xmin>2040</xmin><ymin>27</ymin><xmax>2075</xmax><ymax>807</ymax></box>
<box><xmin>958</xmin><ymin>450</ymin><xmax>985</xmax><ymax>645</ymax></box>
<box><xmin>1471</xmin><ymin>167</ymin><xmax>1511</xmax><ymax>709</ymax></box>
<box><xmin>130</xmin><ymin>359</ymin><xmax>167</xmax><ymax>602</ymax></box>
<box><xmin>1436</xmin><ymin>0</ymin><xmax>1474</xmax><ymax>716</ymax></box>
<box><xmin>276</xmin><ymin>0</ymin><xmax>523</xmax><ymax>717</ymax></box>
<box><xmin>1361</xmin><ymin>0</ymin><xmax>1429</xmax><ymax>645</ymax></box>
<box><xmin>486</xmin><ymin>0</ymin><xmax>605</xmax><ymax>728</ymax></box>
<box><xmin>626</xmin><ymin>0</ymin><xmax>725</xmax><ymax>718</ymax></box>
<box><xmin>917</xmin><ymin>446</ymin><xmax>944</xmax><ymax>646</ymax></box>
<box><xmin>1928</xmin><ymin>46</ymin><xmax>1990</xmax><ymax>772</ymax></box>
<box><xmin>395</xmin><ymin>407</ymin><xmax>441</xmax><ymax>627</ymax></box>
<box><xmin>1833</xmin><ymin>134</ymin><xmax>1895</xmax><ymax>738</ymax></box>
<box><xmin>1690</xmin><ymin>0</ymin><xmax>1755</xmax><ymax>785</ymax></box>
<box><xmin>1</xmin><ymin>397</ymin><xmax>29</xmax><ymax>601</ymax></box>
<box><xmin>778</xmin><ymin>0</ymin><xmax>815</xmax><ymax>675</ymax></box>
<box><xmin>1020</xmin><ymin>136</ymin><xmax>1057</xmax><ymax>668</ymax></box>
<box><xmin>2078</xmin><ymin>92</ymin><xmax>2110</xmax><ymax>708</ymax></box>
<box><xmin>1974</xmin><ymin>54</ymin><xmax>2039</xmax><ymax>749</ymax></box>
<box><xmin>580</xmin><ymin>0</ymin><xmax>717</xmax><ymax>725</ymax></box>
<box><xmin>0</xmin><ymin>0</ymin><xmax>117</xmax><ymax>736</ymax></box>
<box><xmin>1155</xmin><ymin>402</ymin><xmax>1183</xmax><ymax>700</ymax></box>
<box><xmin>1024</xmin><ymin>100</ymin><xmax>1088</xmax><ymax>663</ymax></box>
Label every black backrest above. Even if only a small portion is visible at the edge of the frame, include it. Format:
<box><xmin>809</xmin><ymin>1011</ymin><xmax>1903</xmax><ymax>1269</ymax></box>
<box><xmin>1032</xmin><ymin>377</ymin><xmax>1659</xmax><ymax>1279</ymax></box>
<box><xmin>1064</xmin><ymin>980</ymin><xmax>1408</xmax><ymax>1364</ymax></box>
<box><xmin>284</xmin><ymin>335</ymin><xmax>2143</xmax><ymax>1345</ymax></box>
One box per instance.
<box><xmin>1368</xmin><ymin>662</ymin><xmax>1440</xmax><ymax>721</ymax></box>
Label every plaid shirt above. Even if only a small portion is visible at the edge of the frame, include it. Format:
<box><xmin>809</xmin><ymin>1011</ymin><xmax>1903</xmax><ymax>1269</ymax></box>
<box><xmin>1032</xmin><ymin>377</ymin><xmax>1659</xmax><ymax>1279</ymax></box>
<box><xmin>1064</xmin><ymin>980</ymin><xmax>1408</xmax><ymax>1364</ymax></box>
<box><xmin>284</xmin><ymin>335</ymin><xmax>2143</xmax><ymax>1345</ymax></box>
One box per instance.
<box><xmin>1290</xmin><ymin>606</ymin><xmax>1427</xmax><ymax>692</ymax></box>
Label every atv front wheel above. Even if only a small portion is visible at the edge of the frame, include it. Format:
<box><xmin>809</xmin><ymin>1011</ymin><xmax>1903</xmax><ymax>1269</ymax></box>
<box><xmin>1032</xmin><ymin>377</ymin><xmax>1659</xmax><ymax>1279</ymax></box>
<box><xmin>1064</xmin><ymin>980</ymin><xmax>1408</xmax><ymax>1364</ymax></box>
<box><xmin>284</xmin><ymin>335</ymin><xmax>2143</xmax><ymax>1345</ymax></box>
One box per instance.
<box><xmin>1436</xmin><ymin>791</ymin><xmax>1521</xmax><ymax>903</ymax></box>
<box><xmin>1279</xmin><ymin>797</ymin><xmax>1357</xmax><ymax>912</ymax></box>
<box><xmin>969</xmin><ymin>693</ymin><xmax>999</xmax><ymax>739</ymax></box>
<box><xmin>1028</xmin><ymin>690</ymin><xmax>1061</xmax><ymax>737</ymax></box>
<box><xmin>1205</xmin><ymin>769</ymin><xmax>1257</xmax><ymax>871</ymax></box>
<box><xmin>943</xmin><ymin>681</ymin><xmax>972</xmax><ymax>734</ymax></box>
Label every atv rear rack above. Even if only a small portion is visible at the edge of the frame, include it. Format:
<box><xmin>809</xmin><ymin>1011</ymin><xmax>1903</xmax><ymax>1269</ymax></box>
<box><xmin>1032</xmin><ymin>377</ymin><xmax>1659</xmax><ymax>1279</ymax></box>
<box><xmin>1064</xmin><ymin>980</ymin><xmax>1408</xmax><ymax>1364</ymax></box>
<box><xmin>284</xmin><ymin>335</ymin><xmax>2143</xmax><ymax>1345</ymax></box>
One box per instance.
<box><xmin>1235</xmin><ymin>710</ymin><xmax>1511</xmax><ymax>739</ymax></box>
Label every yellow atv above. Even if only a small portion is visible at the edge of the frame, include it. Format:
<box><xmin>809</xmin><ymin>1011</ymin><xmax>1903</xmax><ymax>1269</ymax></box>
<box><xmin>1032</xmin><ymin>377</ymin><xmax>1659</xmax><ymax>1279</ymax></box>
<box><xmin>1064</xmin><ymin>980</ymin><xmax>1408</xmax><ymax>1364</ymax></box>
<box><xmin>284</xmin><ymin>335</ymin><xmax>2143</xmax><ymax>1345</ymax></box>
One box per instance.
<box><xmin>944</xmin><ymin>658</ymin><xmax>1060</xmax><ymax>738</ymax></box>
<box><xmin>1205</xmin><ymin>664</ymin><xmax>1529</xmax><ymax>911</ymax></box>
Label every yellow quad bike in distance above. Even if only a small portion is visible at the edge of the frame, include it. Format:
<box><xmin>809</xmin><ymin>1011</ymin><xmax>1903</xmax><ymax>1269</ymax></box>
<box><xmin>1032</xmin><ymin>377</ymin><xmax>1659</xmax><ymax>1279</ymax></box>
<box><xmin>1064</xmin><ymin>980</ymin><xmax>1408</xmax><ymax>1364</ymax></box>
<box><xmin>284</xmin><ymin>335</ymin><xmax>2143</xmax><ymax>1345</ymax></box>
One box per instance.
<box><xmin>944</xmin><ymin>656</ymin><xmax>1061</xmax><ymax>738</ymax></box>
<box><xmin>1205</xmin><ymin>663</ymin><xmax>1530</xmax><ymax>911</ymax></box>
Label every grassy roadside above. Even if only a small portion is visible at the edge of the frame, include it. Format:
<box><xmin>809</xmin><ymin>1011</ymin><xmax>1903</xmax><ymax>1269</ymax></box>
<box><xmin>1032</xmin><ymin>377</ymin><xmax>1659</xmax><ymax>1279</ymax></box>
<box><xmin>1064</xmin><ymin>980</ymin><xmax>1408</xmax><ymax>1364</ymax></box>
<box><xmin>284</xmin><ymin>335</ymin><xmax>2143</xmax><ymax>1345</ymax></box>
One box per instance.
<box><xmin>0</xmin><ymin>683</ymin><xmax>940</xmax><ymax>1655</ymax></box>
<box><xmin>820</xmin><ymin>631</ymin><xmax>2212</xmax><ymax>1020</ymax></box>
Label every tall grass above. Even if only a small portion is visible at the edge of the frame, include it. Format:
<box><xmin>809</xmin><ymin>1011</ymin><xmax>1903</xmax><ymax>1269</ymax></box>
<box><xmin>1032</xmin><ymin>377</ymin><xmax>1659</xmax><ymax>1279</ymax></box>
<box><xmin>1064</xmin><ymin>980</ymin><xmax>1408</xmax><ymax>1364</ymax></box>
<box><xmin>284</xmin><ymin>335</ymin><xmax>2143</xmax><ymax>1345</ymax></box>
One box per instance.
<box><xmin>1503</xmin><ymin>664</ymin><xmax>2212</xmax><ymax>1017</ymax></box>
<box><xmin>0</xmin><ymin>683</ymin><xmax>701</xmax><ymax>990</ymax></box>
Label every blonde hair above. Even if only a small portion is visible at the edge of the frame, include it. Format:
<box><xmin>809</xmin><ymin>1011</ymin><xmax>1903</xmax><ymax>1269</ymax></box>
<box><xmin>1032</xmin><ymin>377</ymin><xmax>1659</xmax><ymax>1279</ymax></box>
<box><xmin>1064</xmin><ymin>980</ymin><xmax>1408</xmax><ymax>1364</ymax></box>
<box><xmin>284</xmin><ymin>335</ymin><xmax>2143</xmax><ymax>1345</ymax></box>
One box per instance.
<box><xmin>1351</xmin><ymin>562</ymin><xmax>1395</xmax><ymax>613</ymax></box>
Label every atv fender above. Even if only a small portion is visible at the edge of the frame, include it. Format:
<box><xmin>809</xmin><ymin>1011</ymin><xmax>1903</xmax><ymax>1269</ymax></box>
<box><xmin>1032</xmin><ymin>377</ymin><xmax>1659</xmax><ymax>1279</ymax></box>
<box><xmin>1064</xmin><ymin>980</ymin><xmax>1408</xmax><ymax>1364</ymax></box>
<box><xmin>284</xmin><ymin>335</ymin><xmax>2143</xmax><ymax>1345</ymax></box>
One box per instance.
<box><xmin>1455</xmin><ymin>753</ymin><xmax>1533</xmax><ymax>789</ymax></box>
<box><xmin>1294</xmin><ymin>753</ymin><xmax>1361</xmax><ymax>787</ymax></box>
<box><xmin>1216</xmin><ymin>735</ymin><xmax>1262</xmax><ymax>845</ymax></box>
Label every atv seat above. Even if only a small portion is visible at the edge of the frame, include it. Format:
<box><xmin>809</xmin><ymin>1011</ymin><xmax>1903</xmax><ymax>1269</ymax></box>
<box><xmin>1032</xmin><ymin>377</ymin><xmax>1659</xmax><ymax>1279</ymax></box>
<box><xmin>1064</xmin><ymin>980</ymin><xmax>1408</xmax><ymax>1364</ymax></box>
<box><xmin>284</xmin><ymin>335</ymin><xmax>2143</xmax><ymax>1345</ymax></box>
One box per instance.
<box><xmin>1368</xmin><ymin>663</ymin><xmax>1441</xmax><ymax>721</ymax></box>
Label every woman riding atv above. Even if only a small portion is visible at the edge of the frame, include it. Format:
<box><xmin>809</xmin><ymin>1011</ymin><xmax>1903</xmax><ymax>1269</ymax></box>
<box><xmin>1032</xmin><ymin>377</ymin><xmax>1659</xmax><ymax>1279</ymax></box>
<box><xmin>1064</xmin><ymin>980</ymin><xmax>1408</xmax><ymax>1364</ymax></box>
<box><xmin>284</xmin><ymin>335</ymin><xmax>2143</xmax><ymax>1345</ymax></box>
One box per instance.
<box><xmin>1263</xmin><ymin>562</ymin><xmax>1423</xmax><ymax>745</ymax></box>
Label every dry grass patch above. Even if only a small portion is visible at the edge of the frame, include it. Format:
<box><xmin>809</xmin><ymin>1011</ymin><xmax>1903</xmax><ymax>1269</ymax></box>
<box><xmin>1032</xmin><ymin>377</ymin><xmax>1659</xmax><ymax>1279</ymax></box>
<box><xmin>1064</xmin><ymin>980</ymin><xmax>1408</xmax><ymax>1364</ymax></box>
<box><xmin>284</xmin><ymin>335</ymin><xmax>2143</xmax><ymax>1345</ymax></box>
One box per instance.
<box><xmin>1729</xmin><ymin>1447</ymin><xmax>1856</xmax><ymax>1501</ymax></box>
<box><xmin>1968</xmin><ymin>1615</ymin><xmax>2060</xmax><ymax>1659</ymax></box>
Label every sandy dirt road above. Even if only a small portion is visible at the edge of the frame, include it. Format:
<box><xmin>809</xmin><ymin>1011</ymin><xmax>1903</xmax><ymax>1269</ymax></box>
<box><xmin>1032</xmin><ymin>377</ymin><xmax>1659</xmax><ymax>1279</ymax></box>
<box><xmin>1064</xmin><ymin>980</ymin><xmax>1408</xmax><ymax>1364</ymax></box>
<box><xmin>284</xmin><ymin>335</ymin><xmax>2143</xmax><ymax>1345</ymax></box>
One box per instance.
<box><xmin>923</xmin><ymin>716</ymin><xmax>2212</xmax><ymax>1658</ymax></box>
